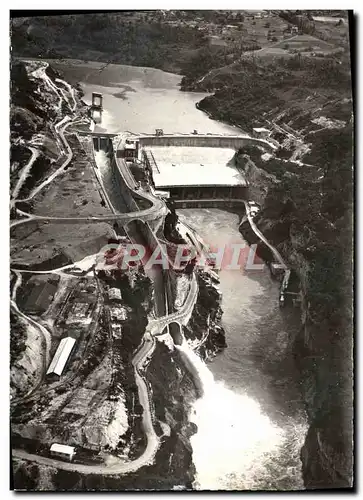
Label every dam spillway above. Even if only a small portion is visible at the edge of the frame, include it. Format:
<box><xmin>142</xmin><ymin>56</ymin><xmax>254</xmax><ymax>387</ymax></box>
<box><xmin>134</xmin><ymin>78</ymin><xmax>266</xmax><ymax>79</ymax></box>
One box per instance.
<box><xmin>89</xmin><ymin>130</ymin><xmax>278</xmax><ymax>202</ymax></box>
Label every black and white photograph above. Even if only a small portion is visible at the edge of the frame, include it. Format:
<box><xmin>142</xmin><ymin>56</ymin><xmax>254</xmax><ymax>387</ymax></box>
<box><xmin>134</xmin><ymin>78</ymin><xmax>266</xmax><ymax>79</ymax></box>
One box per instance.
<box><xmin>9</xmin><ymin>8</ymin><xmax>354</xmax><ymax>491</ymax></box>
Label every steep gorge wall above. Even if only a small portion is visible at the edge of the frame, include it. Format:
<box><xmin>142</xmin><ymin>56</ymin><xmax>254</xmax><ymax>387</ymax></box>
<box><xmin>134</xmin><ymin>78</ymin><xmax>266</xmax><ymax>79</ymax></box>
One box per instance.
<box><xmin>235</xmin><ymin>153</ymin><xmax>279</xmax><ymax>205</ymax></box>
<box><xmin>239</xmin><ymin>152</ymin><xmax>353</xmax><ymax>489</ymax></box>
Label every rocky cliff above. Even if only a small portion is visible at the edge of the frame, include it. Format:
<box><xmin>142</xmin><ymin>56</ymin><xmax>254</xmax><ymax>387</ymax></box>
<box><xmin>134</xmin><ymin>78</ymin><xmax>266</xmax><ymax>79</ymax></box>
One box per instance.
<box><xmin>239</xmin><ymin>123</ymin><xmax>353</xmax><ymax>488</ymax></box>
<box><xmin>183</xmin><ymin>270</ymin><xmax>226</xmax><ymax>360</ymax></box>
<box><xmin>10</xmin><ymin>313</ymin><xmax>43</xmax><ymax>401</ymax></box>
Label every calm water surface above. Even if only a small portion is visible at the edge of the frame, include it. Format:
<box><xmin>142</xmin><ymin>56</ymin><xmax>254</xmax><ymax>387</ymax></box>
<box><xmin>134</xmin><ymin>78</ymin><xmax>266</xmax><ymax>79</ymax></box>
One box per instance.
<box><xmin>50</xmin><ymin>59</ymin><xmax>240</xmax><ymax>135</ymax></box>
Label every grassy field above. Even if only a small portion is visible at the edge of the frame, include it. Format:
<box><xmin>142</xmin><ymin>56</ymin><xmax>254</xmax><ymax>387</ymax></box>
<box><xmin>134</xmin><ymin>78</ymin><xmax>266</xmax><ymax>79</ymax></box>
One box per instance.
<box><xmin>247</xmin><ymin>33</ymin><xmax>344</xmax><ymax>61</ymax></box>
<box><xmin>11</xmin><ymin>220</ymin><xmax>115</xmax><ymax>268</ymax></box>
<box><xmin>236</xmin><ymin>13</ymin><xmax>289</xmax><ymax>49</ymax></box>
<box><xmin>30</xmin><ymin>134</ymin><xmax>113</xmax><ymax>218</ymax></box>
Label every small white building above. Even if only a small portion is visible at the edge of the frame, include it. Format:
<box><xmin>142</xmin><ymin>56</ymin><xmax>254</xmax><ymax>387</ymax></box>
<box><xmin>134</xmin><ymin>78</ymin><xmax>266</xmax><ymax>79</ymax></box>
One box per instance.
<box><xmin>253</xmin><ymin>127</ymin><xmax>272</xmax><ymax>139</ymax></box>
<box><xmin>50</xmin><ymin>443</ymin><xmax>75</xmax><ymax>461</ymax></box>
<box><xmin>124</xmin><ymin>141</ymin><xmax>138</xmax><ymax>160</ymax></box>
<box><xmin>270</xmin><ymin>262</ymin><xmax>285</xmax><ymax>278</ymax></box>
<box><xmin>46</xmin><ymin>337</ymin><xmax>76</xmax><ymax>377</ymax></box>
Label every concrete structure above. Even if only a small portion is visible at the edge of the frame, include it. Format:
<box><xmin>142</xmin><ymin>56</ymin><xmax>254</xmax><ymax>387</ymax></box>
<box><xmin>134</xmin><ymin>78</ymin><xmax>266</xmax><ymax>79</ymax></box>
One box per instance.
<box><xmin>139</xmin><ymin>144</ymin><xmax>247</xmax><ymax>201</ymax></box>
<box><xmin>91</xmin><ymin>93</ymin><xmax>103</xmax><ymax>124</ymax></box>
<box><xmin>85</xmin><ymin>131</ymin><xmax>276</xmax><ymax>156</ymax></box>
<box><xmin>143</xmin><ymin>146</ymin><xmax>245</xmax><ymax>188</ymax></box>
<box><xmin>166</xmin><ymin>186</ymin><xmax>247</xmax><ymax>202</ymax></box>
<box><xmin>173</xmin><ymin>197</ymin><xmax>247</xmax><ymax>210</ymax></box>
<box><xmin>46</xmin><ymin>337</ymin><xmax>76</xmax><ymax>377</ymax></box>
<box><xmin>130</xmin><ymin>132</ymin><xmax>274</xmax><ymax>200</ymax></box>
<box><xmin>50</xmin><ymin>443</ymin><xmax>75</xmax><ymax>461</ymax></box>
<box><xmin>92</xmin><ymin>93</ymin><xmax>103</xmax><ymax>109</ymax></box>
<box><xmin>138</xmin><ymin>133</ymin><xmax>276</xmax><ymax>152</ymax></box>
<box><xmin>93</xmin><ymin>135</ymin><xmax>112</xmax><ymax>152</ymax></box>
<box><xmin>123</xmin><ymin>140</ymin><xmax>138</xmax><ymax>160</ymax></box>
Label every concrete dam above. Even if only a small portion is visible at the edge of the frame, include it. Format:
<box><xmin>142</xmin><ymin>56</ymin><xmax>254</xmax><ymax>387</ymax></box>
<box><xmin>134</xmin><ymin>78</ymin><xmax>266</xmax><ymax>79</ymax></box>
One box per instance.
<box><xmin>89</xmin><ymin>130</ymin><xmax>267</xmax><ymax>204</ymax></box>
<box><xmin>137</xmin><ymin>134</ymin><xmax>276</xmax><ymax>153</ymax></box>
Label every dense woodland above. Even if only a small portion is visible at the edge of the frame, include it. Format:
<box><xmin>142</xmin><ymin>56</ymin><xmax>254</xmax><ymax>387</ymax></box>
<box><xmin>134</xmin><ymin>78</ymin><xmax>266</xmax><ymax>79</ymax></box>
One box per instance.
<box><xmin>11</xmin><ymin>14</ymin><xmax>207</xmax><ymax>73</ymax></box>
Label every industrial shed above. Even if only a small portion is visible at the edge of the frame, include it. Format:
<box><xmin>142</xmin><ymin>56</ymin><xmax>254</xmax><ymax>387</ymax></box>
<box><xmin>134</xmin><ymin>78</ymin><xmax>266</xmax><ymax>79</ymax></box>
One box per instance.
<box><xmin>108</xmin><ymin>287</ymin><xmax>122</xmax><ymax>301</ymax></box>
<box><xmin>46</xmin><ymin>337</ymin><xmax>76</xmax><ymax>377</ymax></box>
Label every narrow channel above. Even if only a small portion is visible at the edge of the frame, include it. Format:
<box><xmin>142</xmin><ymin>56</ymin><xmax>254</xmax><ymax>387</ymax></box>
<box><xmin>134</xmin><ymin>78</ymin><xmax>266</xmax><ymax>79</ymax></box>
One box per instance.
<box><xmin>53</xmin><ymin>60</ymin><xmax>307</xmax><ymax>490</ymax></box>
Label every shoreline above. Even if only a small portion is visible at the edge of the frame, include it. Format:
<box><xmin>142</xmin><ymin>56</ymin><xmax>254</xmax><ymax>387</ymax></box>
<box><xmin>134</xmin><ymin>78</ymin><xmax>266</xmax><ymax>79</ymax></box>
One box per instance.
<box><xmin>19</xmin><ymin>56</ymin><xmax>245</xmax><ymax>137</ymax></box>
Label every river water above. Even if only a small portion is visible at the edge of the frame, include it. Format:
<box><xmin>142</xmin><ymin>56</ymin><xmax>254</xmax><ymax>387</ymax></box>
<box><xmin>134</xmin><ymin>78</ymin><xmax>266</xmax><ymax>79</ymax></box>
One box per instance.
<box><xmin>52</xmin><ymin>60</ymin><xmax>307</xmax><ymax>490</ymax></box>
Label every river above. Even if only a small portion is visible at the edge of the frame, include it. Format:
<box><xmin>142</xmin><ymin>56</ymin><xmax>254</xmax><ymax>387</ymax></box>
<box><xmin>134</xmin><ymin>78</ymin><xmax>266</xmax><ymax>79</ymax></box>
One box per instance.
<box><xmin>177</xmin><ymin>209</ymin><xmax>306</xmax><ymax>490</ymax></box>
<box><xmin>51</xmin><ymin>60</ymin><xmax>307</xmax><ymax>490</ymax></box>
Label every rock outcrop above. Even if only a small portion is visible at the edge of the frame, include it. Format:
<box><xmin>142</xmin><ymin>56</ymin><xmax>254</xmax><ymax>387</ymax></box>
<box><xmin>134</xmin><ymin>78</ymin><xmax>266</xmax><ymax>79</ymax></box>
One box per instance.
<box><xmin>183</xmin><ymin>270</ymin><xmax>226</xmax><ymax>360</ymax></box>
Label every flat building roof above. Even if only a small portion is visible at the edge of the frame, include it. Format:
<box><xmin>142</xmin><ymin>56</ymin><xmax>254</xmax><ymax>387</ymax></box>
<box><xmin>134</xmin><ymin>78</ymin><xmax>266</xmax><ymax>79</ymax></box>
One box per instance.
<box><xmin>50</xmin><ymin>443</ymin><xmax>75</xmax><ymax>456</ymax></box>
<box><xmin>47</xmin><ymin>337</ymin><xmax>76</xmax><ymax>377</ymax></box>
<box><xmin>144</xmin><ymin>146</ymin><xmax>247</xmax><ymax>188</ymax></box>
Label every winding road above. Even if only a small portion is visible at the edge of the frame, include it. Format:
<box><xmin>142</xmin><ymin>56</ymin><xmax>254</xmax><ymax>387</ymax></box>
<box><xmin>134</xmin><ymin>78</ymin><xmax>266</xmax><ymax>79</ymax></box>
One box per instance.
<box><xmin>11</xmin><ymin>147</ymin><xmax>39</xmax><ymax>206</ymax></box>
<box><xmin>11</xmin><ymin>62</ymin><xmax>199</xmax><ymax>476</ymax></box>
<box><xmin>243</xmin><ymin>200</ymin><xmax>287</xmax><ymax>269</ymax></box>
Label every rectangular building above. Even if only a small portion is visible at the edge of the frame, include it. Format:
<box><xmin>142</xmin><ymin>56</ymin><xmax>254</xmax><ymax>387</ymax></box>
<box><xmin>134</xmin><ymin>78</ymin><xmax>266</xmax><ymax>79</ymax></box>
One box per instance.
<box><xmin>50</xmin><ymin>443</ymin><xmax>75</xmax><ymax>461</ymax></box>
<box><xmin>46</xmin><ymin>337</ymin><xmax>76</xmax><ymax>377</ymax></box>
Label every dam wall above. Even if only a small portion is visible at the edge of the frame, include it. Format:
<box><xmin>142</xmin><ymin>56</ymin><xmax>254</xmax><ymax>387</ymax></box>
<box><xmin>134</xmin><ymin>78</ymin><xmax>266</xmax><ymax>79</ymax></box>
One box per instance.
<box><xmin>110</xmin><ymin>153</ymin><xmax>140</xmax><ymax>214</ymax></box>
<box><xmin>173</xmin><ymin>198</ymin><xmax>246</xmax><ymax>211</ymax></box>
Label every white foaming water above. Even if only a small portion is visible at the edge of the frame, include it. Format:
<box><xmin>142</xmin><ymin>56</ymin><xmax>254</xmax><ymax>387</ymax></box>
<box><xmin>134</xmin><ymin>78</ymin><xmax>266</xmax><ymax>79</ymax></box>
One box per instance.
<box><xmin>94</xmin><ymin>150</ymin><xmax>110</xmax><ymax>183</ymax></box>
<box><xmin>176</xmin><ymin>341</ymin><xmax>287</xmax><ymax>491</ymax></box>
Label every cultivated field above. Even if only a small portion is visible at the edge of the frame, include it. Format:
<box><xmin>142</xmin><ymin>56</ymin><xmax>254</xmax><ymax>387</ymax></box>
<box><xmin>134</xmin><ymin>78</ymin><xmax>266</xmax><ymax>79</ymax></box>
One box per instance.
<box><xmin>11</xmin><ymin>221</ymin><xmax>115</xmax><ymax>269</ymax></box>
<box><xmin>30</xmin><ymin>134</ymin><xmax>112</xmax><ymax>218</ymax></box>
